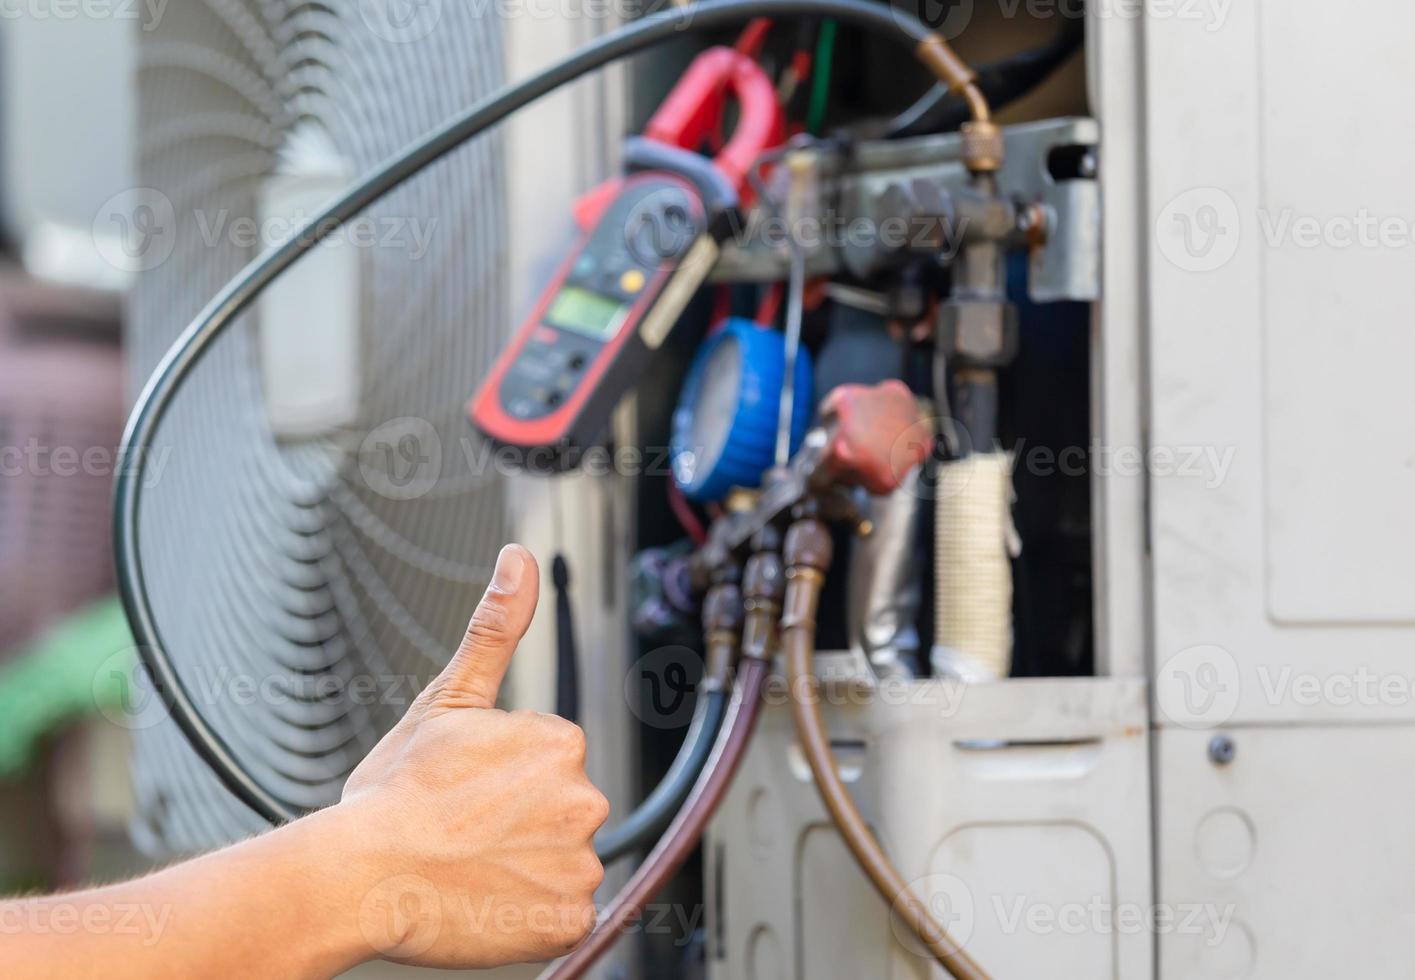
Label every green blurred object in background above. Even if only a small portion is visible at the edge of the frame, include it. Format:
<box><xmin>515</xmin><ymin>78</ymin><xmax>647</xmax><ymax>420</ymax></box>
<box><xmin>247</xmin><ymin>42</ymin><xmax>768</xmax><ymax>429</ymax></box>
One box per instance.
<box><xmin>0</xmin><ymin>597</ymin><xmax>134</xmax><ymax>780</ymax></box>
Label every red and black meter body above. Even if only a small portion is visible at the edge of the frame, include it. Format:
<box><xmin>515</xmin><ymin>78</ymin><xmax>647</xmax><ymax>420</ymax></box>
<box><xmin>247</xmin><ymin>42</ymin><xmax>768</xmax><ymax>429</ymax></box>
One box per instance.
<box><xmin>469</xmin><ymin>47</ymin><xmax>782</xmax><ymax>468</ymax></box>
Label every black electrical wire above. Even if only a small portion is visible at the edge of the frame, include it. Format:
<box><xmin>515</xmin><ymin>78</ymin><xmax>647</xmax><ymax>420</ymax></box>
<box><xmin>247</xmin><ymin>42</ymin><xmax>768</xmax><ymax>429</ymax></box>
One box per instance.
<box><xmin>884</xmin><ymin>10</ymin><xmax>1084</xmax><ymax>138</ymax></box>
<box><xmin>552</xmin><ymin>555</ymin><xmax>580</xmax><ymax>722</ymax></box>
<box><xmin>551</xmin><ymin>482</ymin><xmax>580</xmax><ymax>723</ymax></box>
<box><xmin>114</xmin><ymin>0</ymin><xmax>948</xmax><ymax>826</ymax></box>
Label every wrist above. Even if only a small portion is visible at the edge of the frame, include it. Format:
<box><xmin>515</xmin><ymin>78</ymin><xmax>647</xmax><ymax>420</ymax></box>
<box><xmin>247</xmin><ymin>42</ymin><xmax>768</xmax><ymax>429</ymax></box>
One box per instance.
<box><xmin>274</xmin><ymin>803</ymin><xmax>386</xmax><ymax>977</ymax></box>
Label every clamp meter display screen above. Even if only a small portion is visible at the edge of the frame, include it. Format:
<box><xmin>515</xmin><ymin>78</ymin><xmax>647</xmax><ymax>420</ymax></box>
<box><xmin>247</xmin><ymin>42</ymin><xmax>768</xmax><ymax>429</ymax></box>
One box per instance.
<box><xmin>544</xmin><ymin>285</ymin><xmax>627</xmax><ymax>338</ymax></box>
<box><xmin>470</xmin><ymin>172</ymin><xmax>711</xmax><ymax>453</ymax></box>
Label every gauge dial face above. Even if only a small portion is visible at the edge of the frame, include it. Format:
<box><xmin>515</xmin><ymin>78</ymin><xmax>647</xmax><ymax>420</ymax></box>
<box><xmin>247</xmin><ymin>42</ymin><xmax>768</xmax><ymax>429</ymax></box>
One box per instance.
<box><xmin>681</xmin><ymin>334</ymin><xmax>742</xmax><ymax>484</ymax></box>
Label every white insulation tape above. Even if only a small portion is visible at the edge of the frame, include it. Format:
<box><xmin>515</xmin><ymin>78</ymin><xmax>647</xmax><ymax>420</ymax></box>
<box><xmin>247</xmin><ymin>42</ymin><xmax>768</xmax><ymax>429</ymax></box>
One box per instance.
<box><xmin>931</xmin><ymin>451</ymin><xmax>1018</xmax><ymax>681</ymax></box>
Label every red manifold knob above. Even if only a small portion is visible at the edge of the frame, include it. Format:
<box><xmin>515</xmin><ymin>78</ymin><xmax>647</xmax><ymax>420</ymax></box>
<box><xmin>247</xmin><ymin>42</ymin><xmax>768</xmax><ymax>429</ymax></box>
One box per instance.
<box><xmin>817</xmin><ymin>380</ymin><xmax>934</xmax><ymax>496</ymax></box>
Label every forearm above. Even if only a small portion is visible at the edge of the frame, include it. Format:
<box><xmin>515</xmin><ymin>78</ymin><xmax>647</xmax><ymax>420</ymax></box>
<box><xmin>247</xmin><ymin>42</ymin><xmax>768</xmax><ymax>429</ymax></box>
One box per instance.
<box><xmin>5</xmin><ymin>806</ymin><xmax>372</xmax><ymax>980</ymax></box>
<box><xmin>5</xmin><ymin>546</ymin><xmax>604</xmax><ymax>975</ymax></box>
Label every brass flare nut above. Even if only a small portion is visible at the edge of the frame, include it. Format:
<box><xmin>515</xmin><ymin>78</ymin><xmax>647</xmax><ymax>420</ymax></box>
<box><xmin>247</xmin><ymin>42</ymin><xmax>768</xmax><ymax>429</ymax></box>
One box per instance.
<box><xmin>960</xmin><ymin>120</ymin><xmax>1005</xmax><ymax>174</ymax></box>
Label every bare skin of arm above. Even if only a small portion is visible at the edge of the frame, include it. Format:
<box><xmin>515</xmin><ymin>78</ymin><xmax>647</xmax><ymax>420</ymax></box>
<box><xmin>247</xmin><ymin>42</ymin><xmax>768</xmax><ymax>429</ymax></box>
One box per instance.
<box><xmin>5</xmin><ymin>544</ymin><xmax>609</xmax><ymax>979</ymax></box>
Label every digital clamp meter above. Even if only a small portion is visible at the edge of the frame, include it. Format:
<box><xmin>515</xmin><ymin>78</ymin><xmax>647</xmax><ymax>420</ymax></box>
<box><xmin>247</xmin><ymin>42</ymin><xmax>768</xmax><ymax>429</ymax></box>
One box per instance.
<box><xmin>469</xmin><ymin>47</ymin><xmax>783</xmax><ymax>466</ymax></box>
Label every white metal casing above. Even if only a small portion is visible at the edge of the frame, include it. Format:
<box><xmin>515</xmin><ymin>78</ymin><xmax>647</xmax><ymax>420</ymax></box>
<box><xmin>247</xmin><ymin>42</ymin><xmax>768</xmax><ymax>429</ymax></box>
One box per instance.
<box><xmin>708</xmin><ymin>670</ymin><xmax>1153</xmax><ymax>979</ymax></box>
<box><xmin>1146</xmin><ymin>1</ymin><xmax>1415</xmax><ymax>978</ymax></box>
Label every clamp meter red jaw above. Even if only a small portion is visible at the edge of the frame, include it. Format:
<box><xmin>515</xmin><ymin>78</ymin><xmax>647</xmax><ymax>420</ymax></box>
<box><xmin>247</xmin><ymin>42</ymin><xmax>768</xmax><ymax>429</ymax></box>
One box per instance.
<box><xmin>469</xmin><ymin>47</ymin><xmax>782</xmax><ymax>467</ymax></box>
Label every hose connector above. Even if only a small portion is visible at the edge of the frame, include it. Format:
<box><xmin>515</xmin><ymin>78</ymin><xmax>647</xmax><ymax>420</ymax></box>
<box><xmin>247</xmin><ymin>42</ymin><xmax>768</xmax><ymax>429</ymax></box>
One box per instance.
<box><xmin>701</xmin><ymin>581</ymin><xmax>744</xmax><ymax>691</ymax></box>
<box><xmin>741</xmin><ymin>548</ymin><xmax>785</xmax><ymax>661</ymax></box>
<box><xmin>782</xmin><ymin>518</ymin><xmax>832</xmax><ymax>633</ymax></box>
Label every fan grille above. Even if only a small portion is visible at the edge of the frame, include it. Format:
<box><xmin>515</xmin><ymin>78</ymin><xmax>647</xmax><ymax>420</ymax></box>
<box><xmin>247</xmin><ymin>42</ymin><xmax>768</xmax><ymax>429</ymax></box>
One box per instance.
<box><xmin>129</xmin><ymin>0</ymin><xmax>512</xmax><ymax>852</ymax></box>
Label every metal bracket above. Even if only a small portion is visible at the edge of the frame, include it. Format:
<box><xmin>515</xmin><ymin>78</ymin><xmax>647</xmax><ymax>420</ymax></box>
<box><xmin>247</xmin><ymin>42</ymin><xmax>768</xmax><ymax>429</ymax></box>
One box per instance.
<box><xmin>712</xmin><ymin>117</ymin><xmax>1100</xmax><ymax>303</ymax></box>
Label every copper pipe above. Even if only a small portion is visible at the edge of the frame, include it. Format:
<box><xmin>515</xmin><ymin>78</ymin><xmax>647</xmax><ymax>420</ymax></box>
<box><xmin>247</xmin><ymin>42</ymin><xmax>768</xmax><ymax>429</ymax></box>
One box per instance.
<box><xmin>915</xmin><ymin>36</ymin><xmax>974</xmax><ymax>107</ymax></box>
<box><xmin>915</xmin><ymin>33</ymin><xmax>1001</xmax><ymax>172</ymax></box>
<box><xmin>782</xmin><ymin>518</ymin><xmax>990</xmax><ymax>980</ymax></box>
<box><xmin>545</xmin><ymin>657</ymin><xmax>769</xmax><ymax>979</ymax></box>
<box><xmin>961</xmin><ymin>83</ymin><xmax>991</xmax><ymax>124</ymax></box>
<box><xmin>915</xmin><ymin>34</ymin><xmax>991</xmax><ymax>124</ymax></box>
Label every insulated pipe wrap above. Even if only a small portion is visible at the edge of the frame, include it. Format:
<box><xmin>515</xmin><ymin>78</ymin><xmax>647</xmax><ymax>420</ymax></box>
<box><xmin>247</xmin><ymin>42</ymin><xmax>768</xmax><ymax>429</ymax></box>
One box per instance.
<box><xmin>932</xmin><ymin>452</ymin><xmax>1015</xmax><ymax>680</ymax></box>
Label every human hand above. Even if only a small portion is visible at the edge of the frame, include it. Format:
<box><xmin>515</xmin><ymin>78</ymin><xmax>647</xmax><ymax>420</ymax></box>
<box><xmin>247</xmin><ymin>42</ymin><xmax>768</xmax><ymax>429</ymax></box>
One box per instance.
<box><xmin>337</xmin><ymin>544</ymin><xmax>608</xmax><ymax>968</ymax></box>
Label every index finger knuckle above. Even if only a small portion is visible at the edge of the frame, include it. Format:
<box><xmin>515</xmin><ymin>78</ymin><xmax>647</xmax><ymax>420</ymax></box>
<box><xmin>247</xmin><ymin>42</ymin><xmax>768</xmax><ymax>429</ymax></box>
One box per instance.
<box><xmin>582</xmin><ymin>786</ymin><xmax>611</xmax><ymax>828</ymax></box>
<box><xmin>541</xmin><ymin>716</ymin><xmax>587</xmax><ymax>760</ymax></box>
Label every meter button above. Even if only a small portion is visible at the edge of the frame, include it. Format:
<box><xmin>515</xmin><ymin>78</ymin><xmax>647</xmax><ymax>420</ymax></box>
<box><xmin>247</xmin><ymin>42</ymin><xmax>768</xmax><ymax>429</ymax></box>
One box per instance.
<box><xmin>508</xmin><ymin>397</ymin><xmax>541</xmax><ymax>420</ymax></box>
<box><xmin>619</xmin><ymin>269</ymin><xmax>646</xmax><ymax>294</ymax></box>
<box><xmin>514</xmin><ymin>353</ymin><xmax>559</xmax><ymax>385</ymax></box>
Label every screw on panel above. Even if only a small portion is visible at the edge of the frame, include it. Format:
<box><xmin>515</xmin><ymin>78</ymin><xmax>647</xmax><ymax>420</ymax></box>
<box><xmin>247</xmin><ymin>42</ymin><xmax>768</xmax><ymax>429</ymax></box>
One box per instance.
<box><xmin>1208</xmin><ymin>734</ymin><xmax>1236</xmax><ymax>766</ymax></box>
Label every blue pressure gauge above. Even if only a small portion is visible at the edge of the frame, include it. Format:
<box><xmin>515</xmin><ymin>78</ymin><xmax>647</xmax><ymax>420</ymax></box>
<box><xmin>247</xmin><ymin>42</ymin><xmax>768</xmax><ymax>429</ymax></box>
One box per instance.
<box><xmin>670</xmin><ymin>318</ymin><xmax>814</xmax><ymax>503</ymax></box>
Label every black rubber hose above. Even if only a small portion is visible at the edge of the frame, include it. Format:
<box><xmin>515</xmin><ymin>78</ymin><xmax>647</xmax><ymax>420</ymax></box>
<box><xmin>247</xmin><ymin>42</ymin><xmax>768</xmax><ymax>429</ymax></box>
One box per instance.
<box><xmin>594</xmin><ymin>687</ymin><xmax>727</xmax><ymax>863</ymax></box>
<box><xmin>545</xmin><ymin>658</ymin><xmax>770</xmax><ymax>980</ymax></box>
<box><xmin>113</xmin><ymin>0</ymin><xmax>947</xmax><ymax>825</ymax></box>
<box><xmin>884</xmin><ymin>11</ymin><xmax>1084</xmax><ymax>138</ymax></box>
